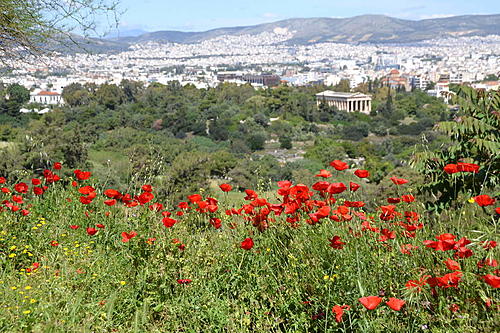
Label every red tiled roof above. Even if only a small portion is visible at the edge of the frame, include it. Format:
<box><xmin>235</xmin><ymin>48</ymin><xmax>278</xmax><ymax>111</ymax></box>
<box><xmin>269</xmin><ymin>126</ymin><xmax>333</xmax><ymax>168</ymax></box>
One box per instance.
<box><xmin>38</xmin><ymin>91</ymin><xmax>60</xmax><ymax>96</ymax></box>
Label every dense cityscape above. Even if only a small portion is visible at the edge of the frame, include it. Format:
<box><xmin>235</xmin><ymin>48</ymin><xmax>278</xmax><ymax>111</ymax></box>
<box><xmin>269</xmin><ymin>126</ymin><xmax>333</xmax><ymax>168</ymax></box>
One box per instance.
<box><xmin>2</xmin><ymin>30</ymin><xmax>499</xmax><ymax>104</ymax></box>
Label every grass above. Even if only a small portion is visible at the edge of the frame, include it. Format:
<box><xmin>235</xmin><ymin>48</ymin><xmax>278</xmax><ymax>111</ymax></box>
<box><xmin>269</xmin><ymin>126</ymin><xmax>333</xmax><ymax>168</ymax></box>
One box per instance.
<box><xmin>0</xmin><ymin>167</ymin><xmax>498</xmax><ymax>332</ymax></box>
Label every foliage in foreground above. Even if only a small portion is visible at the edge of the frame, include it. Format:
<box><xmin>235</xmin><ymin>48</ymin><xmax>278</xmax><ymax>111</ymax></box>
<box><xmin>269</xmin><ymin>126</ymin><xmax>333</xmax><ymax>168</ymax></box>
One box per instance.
<box><xmin>0</xmin><ymin>161</ymin><xmax>498</xmax><ymax>332</ymax></box>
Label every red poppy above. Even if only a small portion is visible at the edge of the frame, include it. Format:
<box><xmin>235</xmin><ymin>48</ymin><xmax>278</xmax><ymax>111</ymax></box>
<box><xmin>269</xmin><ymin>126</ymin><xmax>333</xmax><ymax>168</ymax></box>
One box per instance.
<box><xmin>359</xmin><ymin>296</ymin><xmax>382</xmax><ymax>310</ymax></box>
<box><xmin>31</xmin><ymin>178</ymin><xmax>41</xmax><ymax>185</ymax></box>
<box><xmin>390</xmin><ymin>177</ymin><xmax>408</xmax><ymax>185</ymax></box>
<box><xmin>50</xmin><ymin>240</ymin><xmax>59</xmax><ymax>247</ymax></box>
<box><xmin>402</xmin><ymin>195</ymin><xmax>415</xmax><ymax>203</ymax></box>
<box><xmin>53</xmin><ymin>162</ymin><xmax>62</xmax><ymax>170</ymax></box>
<box><xmin>456</xmin><ymin>162</ymin><xmax>479</xmax><ymax>173</ymax></box>
<box><xmin>0</xmin><ymin>177</ymin><xmax>5</xmax><ymax>184</ymax></box>
<box><xmin>315</xmin><ymin>169</ymin><xmax>332</xmax><ymax>178</ymax></box>
<box><xmin>86</xmin><ymin>227</ymin><xmax>98</xmax><ymax>236</ymax></box>
<box><xmin>331</xmin><ymin>305</ymin><xmax>350</xmax><ymax>322</ymax></box>
<box><xmin>138</xmin><ymin>192</ymin><xmax>154</xmax><ymax>205</ymax></box>
<box><xmin>444</xmin><ymin>258</ymin><xmax>461</xmax><ymax>271</ymax></box>
<box><xmin>477</xmin><ymin>258</ymin><xmax>498</xmax><ymax>269</ymax></box>
<box><xmin>449</xmin><ymin>304</ymin><xmax>460</xmax><ymax>312</ymax></box>
<box><xmin>483</xmin><ymin>240</ymin><xmax>497</xmax><ymax>249</ymax></box>
<box><xmin>69</xmin><ymin>225</ymin><xmax>80</xmax><ymax>230</ymax></box>
<box><xmin>482</xmin><ymin>274</ymin><xmax>500</xmax><ymax>288</ymax></box>
<box><xmin>329</xmin><ymin>236</ymin><xmax>345</xmax><ymax>249</ymax></box>
<box><xmin>330</xmin><ymin>160</ymin><xmax>349</xmax><ymax>171</ymax></box>
<box><xmin>187</xmin><ymin>194</ymin><xmax>203</xmax><ymax>203</ymax></box>
<box><xmin>141</xmin><ymin>184</ymin><xmax>153</xmax><ymax>192</ymax></box>
<box><xmin>354</xmin><ymin>169</ymin><xmax>369</xmax><ymax>178</ymax></box>
<box><xmin>219</xmin><ymin>183</ymin><xmax>232</xmax><ymax>192</ymax></box>
<box><xmin>104</xmin><ymin>199</ymin><xmax>117</xmax><ymax>206</ymax></box>
<box><xmin>241</xmin><ymin>237</ymin><xmax>254</xmax><ymax>250</ymax></box>
<box><xmin>177</xmin><ymin>279</ymin><xmax>192</xmax><ymax>285</ymax></box>
<box><xmin>423</xmin><ymin>233</ymin><xmax>456</xmax><ymax>251</ymax></box>
<box><xmin>96</xmin><ymin>224</ymin><xmax>105</xmax><ymax>229</ymax></box>
<box><xmin>14</xmin><ymin>182</ymin><xmax>28</xmax><ymax>193</ymax></box>
<box><xmin>104</xmin><ymin>189</ymin><xmax>121</xmax><ymax>198</ymax></box>
<box><xmin>349</xmin><ymin>182</ymin><xmax>360</xmax><ymax>192</ymax></box>
<box><xmin>210</xmin><ymin>218</ymin><xmax>222</xmax><ymax>229</ymax></box>
<box><xmin>33</xmin><ymin>187</ymin><xmax>44</xmax><ymax>195</ymax></box>
<box><xmin>327</xmin><ymin>182</ymin><xmax>347</xmax><ymax>194</ymax></box>
<box><xmin>74</xmin><ymin>170</ymin><xmax>91</xmax><ymax>181</ymax></box>
<box><xmin>21</xmin><ymin>209</ymin><xmax>30</xmax><ymax>216</ymax></box>
<box><xmin>387</xmin><ymin>197</ymin><xmax>401</xmax><ymax>204</ymax></box>
<box><xmin>162</xmin><ymin>217</ymin><xmax>177</xmax><ymax>228</ymax></box>
<box><xmin>474</xmin><ymin>195</ymin><xmax>495</xmax><ymax>207</ymax></box>
<box><xmin>386</xmin><ymin>298</ymin><xmax>405</xmax><ymax>311</ymax></box>
<box><xmin>78</xmin><ymin>186</ymin><xmax>95</xmax><ymax>195</ymax></box>
<box><xmin>121</xmin><ymin>231</ymin><xmax>138</xmax><ymax>243</ymax></box>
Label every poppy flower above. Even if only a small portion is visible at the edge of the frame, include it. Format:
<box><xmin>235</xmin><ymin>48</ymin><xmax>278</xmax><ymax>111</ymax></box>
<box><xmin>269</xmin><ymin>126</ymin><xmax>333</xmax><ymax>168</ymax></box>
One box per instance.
<box><xmin>482</xmin><ymin>274</ymin><xmax>500</xmax><ymax>288</ymax></box>
<box><xmin>78</xmin><ymin>186</ymin><xmax>95</xmax><ymax>195</ymax></box>
<box><xmin>354</xmin><ymin>169</ymin><xmax>369</xmax><ymax>178</ymax></box>
<box><xmin>449</xmin><ymin>304</ymin><xmax>460</xmax><ymax>312</ymax></box>
<box><xmin>477</xmin><ymin>258</ymin><xmax>498</xmax><ymax>269</ymax></box>
<box><xmin>50</xmin><ymin>240</ymin><xmax>59</xmax><ymax>247</ymax></box>
<box><xmin>390</xmin><ymin>177</ymin><xmax>408</xmax><ymax>185</ymax></box>
<box><xmin>53</xmin><ymin>162</ymin><xmax>62</xmax><ymax>170</ymax></box>
<box><xmin>104</xmin><ymin>189</ymin><xmax>121</xmax><ymax>198</ymax></box>
<box><xmin>359</xmin><ymin>296</ymin><xmax>382</xmax><ymax>310</ymax></box>
<box><xmin>31</xmin><ymin>178</ymin><xmax>41</xmax><ymax>186</ymax></box>
<box><xmin>138</xmin><ymin>192</ymin><xmax>154</xmax><ymax>205</ymax></box>
<box><xmin>315</xmin><ymin>169</ymin><xmax>332</xmax><ymax>178</ymax></box>
<box><xmin>329</xmin><ymin>236</ymin><xmax>345</xmax><ymax>249</ymax></box>
<box><xmin>33</xmin><ymin>187</ymin><xmax>44</xmax><ymax>195</ymax></box>
<box><xmin>14</xmin><ymin>182</ymin><xmax>28</xmax><ymax>193</ymax></box>
<box><xmin>327</xmin><ymin>182</ymin><xmax>347</xmax><ymax>194</ymax></box>
<box><xmin>443</xmin><ymin>164</ymin><xmax>458</xmax><ymax>174</ymax></box>
<box><xmin>121</xmin><ymin>231</ymin><xmax>137</xmax><ymax>243</ymax></box>
<box><xmin>187</xmin><ymin>194</ymin><xmax>203</xmax><ymax>203</ymax></box>
<box><xmin>330</xmin><ymin>160</ymin><xmax>349</xmax><ymax>171</ymax></box>
<box><xmin>74</xmin><ymin>170</ymin><xmax>91</xmax><ymax>181</ymax></box>
<box><xmin>86</xmin><ymin>227</ymin><xmax>98</xmax><ymax>236</ymax></box>
<box><xmin>69</xmin><ymin>225</ymin><xmax>80</xmax><ymax>230</ymax></box>
<box><xmin>162</xmin><ymin>217</ymin><xmax>177</xmax><ymax>228</ymax></box>
<box><xmin>474</xmin><ymin>195</ymin><xmax>495</xmax><ymax>207</ymax></box>
<box><xmin>177</xmin><ymin>279</ymin><xmax>192</xmax><ymax>285</ymax></box>
<box><xmin>141</xmin><ymin>184</ymin><xmax>153</xmax><ymax>192</ymax></box>
<box><xmin>349</xmin><ymin>182</ymin><xmax>360</xmax><ymax>192</ymax></box>
<box><xmin>20</xmin><ymin>209</ymin><xmax>30</xmax><ymax>216</ymax></box>
<box><xmin>331</xmin><ymin>305</ymin><xmax>350</xmax><ymax>322</ymax></box>
<box><xmin>104</xmin><ymin>199</ymin><xmax>117</xmax><ymax>206</ymax></box>
<box><xmin>241</xmin><ymin>237</ymin><xmax>254</xmax><ymax>250</ymax></box>
<box><xmin>444</xmin><ymin>258</ymin><xmax>461</xmax><ymax>271</ymax></box>
<box><xmin>483</xmin><ymin>240</ymin><xmax>497</xmax><ymax>249</ymax></box>
<box><xmin>96</xmin><ymin>224</ymin><xmax>105</xmax><ymax>229</ymax></box>
<box><xmin>0</xmin><ymin>177</ymin><xmax>5</xmax><ymax>184</ymax></box>
<box><xmin>456</xmin><ymin>162</ymin><xmax>479</xmax><ymax>173</ymax></box>
<box><xmin>219</xmin><ymin>183</ymin><xmax>232</xmax><ymax>192</ymax></box>
<box><xmin>402</xmin><ymin>195</ymin><xmax>415</xmax><ymax>203</ymax></box>
<box><xmin>386</xmin><ymin>298</ymin><xmax>405</xmax><ymax>311</ymax></box>
<box><xmin>387</xmin><ymin>197</ymin><xmax>401</xmax><ymax>204</ymax></box>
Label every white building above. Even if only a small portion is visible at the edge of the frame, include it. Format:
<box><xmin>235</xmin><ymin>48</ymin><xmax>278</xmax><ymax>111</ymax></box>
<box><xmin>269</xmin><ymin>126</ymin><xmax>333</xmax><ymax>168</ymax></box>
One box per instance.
<box><xmin>427</xmin><ymin>81</ymin><xmax>451</xmax><ymax>103</ymax></box>
<box><xmin>29</xmin><ymin>91</ymin><xmax>64</xmax><ymax>105</ymax></box>
<box><xmin>316</xmin><ymin>91</ymin><xmax>372</xmax><ymax>114</ymax></box>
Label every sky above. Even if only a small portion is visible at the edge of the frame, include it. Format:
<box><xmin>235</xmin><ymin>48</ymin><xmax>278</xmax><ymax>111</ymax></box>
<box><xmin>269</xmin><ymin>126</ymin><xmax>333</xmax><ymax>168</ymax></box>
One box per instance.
<box><xmin>112</xmin><ymin>0</ymin><xmax>500</xmax><ymax>34</ymax></box>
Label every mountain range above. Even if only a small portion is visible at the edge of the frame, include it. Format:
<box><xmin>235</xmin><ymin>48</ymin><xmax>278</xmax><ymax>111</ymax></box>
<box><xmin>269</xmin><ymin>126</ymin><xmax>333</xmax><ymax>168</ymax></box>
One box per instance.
<box><xmin>70</xmin><ymin>14</ymin><xmax>500</xmax><ymax>53</ymax></box>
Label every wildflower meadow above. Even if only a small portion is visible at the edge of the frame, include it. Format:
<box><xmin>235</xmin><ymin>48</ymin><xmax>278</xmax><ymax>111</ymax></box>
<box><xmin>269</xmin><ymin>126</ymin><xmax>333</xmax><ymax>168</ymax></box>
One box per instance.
<box><xmin>0</xmin><ymin>159</ymin><xmax>498</xmax><ymax>332</ymax></box>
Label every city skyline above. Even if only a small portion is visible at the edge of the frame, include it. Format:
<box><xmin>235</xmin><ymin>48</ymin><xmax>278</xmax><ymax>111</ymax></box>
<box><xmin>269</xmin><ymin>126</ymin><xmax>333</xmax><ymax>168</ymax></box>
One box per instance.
<box><xmin>113</xmin><ymin>0</ymin><xmax>500</xmax><ymax>34</ymax></box>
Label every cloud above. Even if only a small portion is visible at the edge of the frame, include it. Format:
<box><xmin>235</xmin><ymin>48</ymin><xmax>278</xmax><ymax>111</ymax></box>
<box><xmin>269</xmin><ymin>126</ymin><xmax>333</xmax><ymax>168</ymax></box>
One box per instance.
<box><xmin>419</xmin><ymin>14</ymin><xmax>456</xmax><ymax>20</ymax></box>
<box><xmin>262</xmin><ymin>13</ymin><xmax>278</xmax><ymax>18</ymax></box>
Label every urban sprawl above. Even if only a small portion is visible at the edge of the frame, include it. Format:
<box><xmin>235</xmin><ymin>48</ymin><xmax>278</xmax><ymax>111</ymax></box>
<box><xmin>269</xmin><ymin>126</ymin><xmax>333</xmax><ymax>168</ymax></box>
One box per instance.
<box><xmin>2</xmin><ymin>30</ymin><xmax>500</xmax><ymax>107</ymax></box>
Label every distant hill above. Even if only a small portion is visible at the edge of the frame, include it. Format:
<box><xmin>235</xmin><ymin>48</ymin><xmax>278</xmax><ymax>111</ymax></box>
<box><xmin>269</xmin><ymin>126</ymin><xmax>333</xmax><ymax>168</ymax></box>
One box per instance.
<box><xmin>65</xmin><ymin>14</ymin><xmax>500</xmax><ymax>53</ymax></box>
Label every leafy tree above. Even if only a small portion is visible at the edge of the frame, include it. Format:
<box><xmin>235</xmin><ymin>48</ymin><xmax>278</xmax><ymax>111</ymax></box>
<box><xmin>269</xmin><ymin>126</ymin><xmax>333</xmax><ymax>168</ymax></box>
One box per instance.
<box><xmin>0</xmin><ymin>0</ymin><xmax>120</xmax><ymax>62</ymax></box>
<box><xmin>413</xmin><ymin>87</ymin><xmax>500</xmax><ymax>210</ymax></box>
